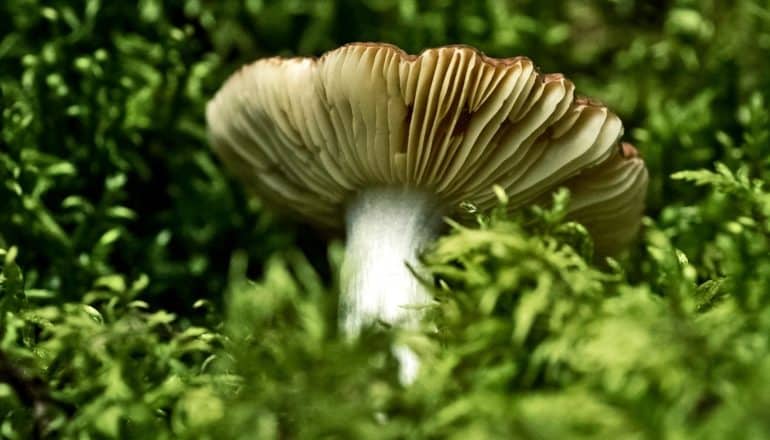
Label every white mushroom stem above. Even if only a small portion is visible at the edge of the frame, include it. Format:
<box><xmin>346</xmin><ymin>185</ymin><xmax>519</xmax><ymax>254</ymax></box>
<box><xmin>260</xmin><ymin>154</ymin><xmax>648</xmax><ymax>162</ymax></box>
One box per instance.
<box><xmin>341</xmin><ymin>187</ymin><xmax>444</xmax><ymax>383</ymax></box>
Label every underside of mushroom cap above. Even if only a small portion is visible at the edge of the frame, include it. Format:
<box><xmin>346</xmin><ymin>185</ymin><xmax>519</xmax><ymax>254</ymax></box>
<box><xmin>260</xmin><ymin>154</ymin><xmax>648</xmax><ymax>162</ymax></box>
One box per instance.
<box><xmin>206</xmin><ymin>43</ymin><xmax>648</xmax><ymax>254</ymax></box>
<box><xmin>558</xmin><ymin>143</ymin><xmax>648</xmax><ymax>255</ymax></box>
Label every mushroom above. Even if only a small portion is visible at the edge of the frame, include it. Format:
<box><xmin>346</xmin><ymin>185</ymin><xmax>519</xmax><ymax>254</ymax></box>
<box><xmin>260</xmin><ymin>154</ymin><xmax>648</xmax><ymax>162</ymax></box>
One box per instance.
<box><xmin>206</xmin><ymin>43</ymin><xmax>648</xmax><ymax>383</ymax></box>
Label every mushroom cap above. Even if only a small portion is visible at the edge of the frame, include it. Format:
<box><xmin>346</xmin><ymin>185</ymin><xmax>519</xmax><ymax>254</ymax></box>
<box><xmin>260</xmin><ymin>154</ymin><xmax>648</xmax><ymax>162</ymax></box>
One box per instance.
<box><xmin>206</xmin><ymin>43</ymin><xmax>648</xmax><ymax>254</ymax></box>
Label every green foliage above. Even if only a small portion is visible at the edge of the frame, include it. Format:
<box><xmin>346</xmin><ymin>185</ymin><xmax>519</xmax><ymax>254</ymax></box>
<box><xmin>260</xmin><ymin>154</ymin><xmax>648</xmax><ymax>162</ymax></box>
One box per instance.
<box><xmin>0</xmin><ymin>245</ymin><xmax>222</xmax><ymax>438</ymax></box>
<box><xmin>3</xmin><ymin>0</ymin><xmax>770</xmax><ymax>438</ymax></box>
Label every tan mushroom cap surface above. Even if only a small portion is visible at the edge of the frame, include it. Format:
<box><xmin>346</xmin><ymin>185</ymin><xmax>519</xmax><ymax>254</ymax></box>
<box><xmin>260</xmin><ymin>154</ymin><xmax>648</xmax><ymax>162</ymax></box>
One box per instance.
<box><xmin>207</xmin><ymin>43</ymin><xmax>648</xmax><ymax>254</ymax></box>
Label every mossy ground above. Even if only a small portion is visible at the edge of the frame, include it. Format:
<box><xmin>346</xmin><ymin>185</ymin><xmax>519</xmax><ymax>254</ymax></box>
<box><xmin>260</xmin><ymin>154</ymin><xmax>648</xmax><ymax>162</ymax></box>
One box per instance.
<box><xmin>2</xmin><ymin>1</ymin><xmax>770</xmax><ymax>438</ymax></box>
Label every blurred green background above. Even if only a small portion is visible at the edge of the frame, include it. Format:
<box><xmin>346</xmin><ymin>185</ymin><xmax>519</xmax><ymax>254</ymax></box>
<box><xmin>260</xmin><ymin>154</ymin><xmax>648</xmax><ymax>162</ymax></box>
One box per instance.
<box><xmin>2</xmin><ymin>0</ymin><xmax>770</xmax><ymax>438</ymax></box>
